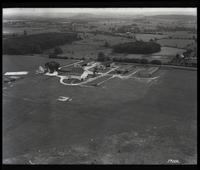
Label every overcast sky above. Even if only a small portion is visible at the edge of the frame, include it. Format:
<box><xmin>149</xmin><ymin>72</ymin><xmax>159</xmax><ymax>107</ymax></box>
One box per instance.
<box><xmin>3</xmin><ymin>8</ymin><xmax>197</xmax><ymax>17</ymax></box>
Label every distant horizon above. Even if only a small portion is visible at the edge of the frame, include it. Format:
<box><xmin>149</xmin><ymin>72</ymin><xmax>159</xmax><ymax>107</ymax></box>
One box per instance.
<box><xmin>3</xmin><ymin>8</ymin><xmax>197</xmax><ymax>18</ymax></box>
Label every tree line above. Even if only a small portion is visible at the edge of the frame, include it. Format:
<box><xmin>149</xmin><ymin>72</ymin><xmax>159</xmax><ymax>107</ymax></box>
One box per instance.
<box><xmin>112</xmin><ymin>41</ymin><xmax>161</xmax><ymax>54</ymax></box>
<box><xmin>3</xmin><ymin>32</ymin><xmax>79</xmax><ymax>55</ymax></box>
<box><xmin>97</xmin><ymin>51</ymin><xmax>162</xmax><ymax>65</ymax></box>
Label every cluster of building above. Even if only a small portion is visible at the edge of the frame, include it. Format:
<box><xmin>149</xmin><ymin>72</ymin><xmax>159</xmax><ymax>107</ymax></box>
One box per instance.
<box><xmin>59</xmin><ymin>60</ymin><xmax>115</xmax><ymax>81</ymax></box>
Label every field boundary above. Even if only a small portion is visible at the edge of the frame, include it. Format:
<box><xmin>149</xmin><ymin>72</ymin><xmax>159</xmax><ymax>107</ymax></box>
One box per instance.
<box><xmin>114</xmin><ymin>62</ymin><xmax>197</xmax><ymax>71</ymax></box>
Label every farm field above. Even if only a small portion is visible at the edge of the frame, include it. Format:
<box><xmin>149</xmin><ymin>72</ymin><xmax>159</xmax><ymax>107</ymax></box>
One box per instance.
<box><xmin>135</xmin><ymin>33</ymin><xmax>167</xmax><ymax>41</ymax></box>
<box><xmin>118</xmin><ymin>47</ymin><xmax>186</xmax><ymax>63</ymax></box>
<box><xmin>3</xmin><ymin>26</ymin><xmax>60</xmax><ymax>35</ymax></box>
<box><xmin>3</xmin><ymin>55</ymin><xmax>197</xmax><ymax>164</ymax></box>
<box><xmin>157</xmin><ymin>39</ymin><xmax>195</xmax><ymax>49</ymax></box>
<box><xmin>151</xmin><ymin>47</ymin><xmax>186</xmax><ymax>57</ymax></box>
<box><xmin>166</xmin><ymin>31</ymin><xmax>197</xmax><ymax>39</ymax></box>
<box><xmin>44</xmin><ymin>33</ymin><xmax>134</xmax><ymax>60</ymax></box>
<box><xmin>43</xmin><ymin>33</ymin><xmax>187</xmax><ymax>63</ymax></box>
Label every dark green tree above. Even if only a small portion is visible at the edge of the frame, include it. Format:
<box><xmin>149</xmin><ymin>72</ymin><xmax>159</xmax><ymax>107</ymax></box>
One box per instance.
<box><xmin>54</xmin><ymin>46</ymin><xmax>63</xmax><ymax>55</ymax></box>
<box><xmin>45</xmin><ymin>61</ymin><xmax>60</xmax><ymax>73</ymax></box>
<box><xmin>23</xmin><ymin>30</ymin><xmax>27</xmax><ymax>36</ymax></box>
<box><xmin>104</xmin><ymin>41</ymin><xmax>110</xmax><ymax>48</ymax></box>
<box><xmin>150</xmin><ymin>60</ymin><xmax>162</xmax><ymax>65</ymax></box>
<box><xmin>140</xmin><ymin>58</ymin><xmax>149</xmax><ymax>64</ymax></box>
<box><xmin>49</xmin><ymin>53</ymin><xmax>57</xmax><ymax>58</ymax></box>
<box><xmin>97</xmin><ymin>52</ymin><xmax>106</xmax><ymax>61</ymax></box>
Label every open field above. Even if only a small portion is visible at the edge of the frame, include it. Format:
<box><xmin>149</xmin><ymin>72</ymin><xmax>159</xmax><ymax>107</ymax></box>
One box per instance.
<box><xmin>3</xmin><ymin>55</ymin><xmax>197</xmax><ymax>164</ymax></box>
<box><xmin>115</xmin><ymin>47</ymin><xmax>186</xmax><ymax>64</ymax></box>
<box><xmin>3</xmin><ymin>55</ymin><xmax>77</xmax><ymax>74</ymax></box>
<box><xmin>166</xmin><ymin>31</ymin><xmax>197</xmax><ymax>39</ymax></box>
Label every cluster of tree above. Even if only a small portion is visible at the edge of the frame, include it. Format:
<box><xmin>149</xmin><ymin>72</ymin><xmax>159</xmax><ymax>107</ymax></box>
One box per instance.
<box><xmin>3</xmin><ymin>32</ymin><xmax>79</xmax><ymax>55</ymax></box>
<box><xmin>149</xmin><ymin>38</ymin><xmax>158</xmax><ymax>42</ymax></box>
<box><xmin>112</xmin><ymin>41</ymin><xmax>161</xmax><ymax>54</ymax></box>
<box><xmin>44</xmin><ymin>61</ymin><xmax>60</xmax><ymax>73</ymax></box>
<box><xmin>109</xmin><ymin>27</ymin><xmax>117</xmax><ymax>32</ymax></box>
<box><xmin>97</xmin><ymin>52</ymin><xmax>110</xmax><ymax>61</ymax></box>
<box><xmin>116</xmin><ymin>25</ymin><xmax>132</xmax><ymax>33</ymax></box>
<box><xmin>103</xmin><ymin>41</ymin><xmax>110</xmax><ymax>48</ymax></box>
<box><xmin>23</xmin><ymin>30</ymin><xmax>27</xmax><ymax>36</ymax></box>
<box><xmin>141</xmin><ymin>29</ymin><xmax>158</xmax><ymax>34</ymax></box>
<box><xmin>183</xmin><ymin>44</ymin><xmax>197</xmax><ymax>58</ymax></box>
<box><xmin>170</xmin><ymin>54</ymin><xmax>197</xmax><ymax>67</ymax></box>
<box><xmin>162</xmin><ymin>35</ymin><xmax>196</xmax><ymax>40</ymax></box>
<box><xmin>112</xmin><ymin>57</ymin><xmax>162</xmax><ymax>65</ymax></box>
<box><xmin>115</xmin><ymin>25</ymin><xmax>140</xmax><ymax>34</ymax></box>
<box><xmin>156</xmin><ymin>25</ymin><xmax>196</xmax><ymax>32</ymax></box>
<box><xmin>49</xmin><ymin>46</ymin><xmax>63</xmax><ymax>58</ymax></box>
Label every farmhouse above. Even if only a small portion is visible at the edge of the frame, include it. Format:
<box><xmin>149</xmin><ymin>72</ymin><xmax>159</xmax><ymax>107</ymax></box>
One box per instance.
<box><xmin>65</xmin><ymin>67</ymin><xmax>84</xmax><ymax>80</ymax></box>
<box><xmin>68</xmin><ymin>66</ymin><xmax>95</xmax><ymax>80</ymax></box>
<box><xmin>87</xmin><ymin>61</ymin><xmax>95</xmax><ymax>66</ymax></box>
<box><xmin>74</xmin><ymin>61</ymin><xmax>88</xmax><ymax>67</ymax></box>
<box><xmin>70</xmin><ymin>67</ymin><xmax>85</xmax><ymax>76</ymax></box>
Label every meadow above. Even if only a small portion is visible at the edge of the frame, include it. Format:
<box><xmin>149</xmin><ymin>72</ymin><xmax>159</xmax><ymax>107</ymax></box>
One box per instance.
<box><xmin>157</xmin><ymin>39</ymin><xmax>195</xmax><ymax>49</ymax></box>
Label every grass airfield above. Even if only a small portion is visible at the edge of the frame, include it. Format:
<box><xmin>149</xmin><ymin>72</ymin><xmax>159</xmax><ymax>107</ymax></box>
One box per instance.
<box><xmin>3</xmin><ymin>55</ymin><xmax>197</xmax><ymax>164</ymax></box>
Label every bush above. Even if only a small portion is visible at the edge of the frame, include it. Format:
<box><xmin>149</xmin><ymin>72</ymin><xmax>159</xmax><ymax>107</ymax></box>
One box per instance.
<box><xmin>112</xmin><ymin>57</ymin><xmax>119</xmax><ymax>62</ymax></box>
<box><xmin>112</xmin><ymin>41</ymin><xmax>161</xmax><ymax>54</ymax></box>
<box><xmin>97</xmin><ymin>52</ymin><xmax>106</xmax><ymax>61</ymax></box>
<box><xmin>104</xmin><ymin>41</ymin><xmax>110</xmax><ymax>47</ymax></box>
<box><xmin>150</xmin><ymin>60</ymin><xmax>162</xmax><ymax>65</ymax></box>
<box><xmin>113</xmin><ymin>57</ymin><xmax>142</xmax><ymax>63</ymax></box>
<box><xmin>130</xmin><ymin>58</ymin><xmax>140</xmax><ymax>63</ymax></box>
<box><xmin>140</xmin><ymin>58</ymin><xmax>149</xmax><ymax>64</ymax></box>
<box><xmin>49</xmin><ymin>53</ymin><xmax>57</xmax><ymax>58</ymax></box>
<box><xmin>54</xmin><ymin>46</ymin><xmax>63</xmax><ymax>55</ymax></box>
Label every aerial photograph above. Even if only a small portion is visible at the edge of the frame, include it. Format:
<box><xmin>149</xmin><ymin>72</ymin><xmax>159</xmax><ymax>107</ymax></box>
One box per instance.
<box><xmin>2</xmin><ymin>7</ymin><xmax>197</xmax><ymax>164</ymax></box>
